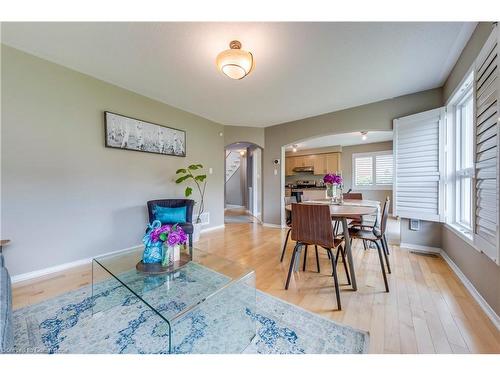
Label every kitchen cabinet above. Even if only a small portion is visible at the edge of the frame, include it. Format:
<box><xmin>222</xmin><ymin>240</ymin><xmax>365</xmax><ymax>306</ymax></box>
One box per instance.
<box><xmin>285</xmin><ymin>152</ymin><xmax>341</xmax><ymax>176</ymax></box>
<box><xmin>325</xmin><ymin>153</ymin><xmax>340</xmax><ymax>174</ymax></box>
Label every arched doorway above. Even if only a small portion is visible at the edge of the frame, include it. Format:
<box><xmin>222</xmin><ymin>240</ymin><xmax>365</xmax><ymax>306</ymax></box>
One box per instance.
<box><xmin>224</xmin><ymin>142</ymin><xmax>263</xmax><ymax>224</ymax></box>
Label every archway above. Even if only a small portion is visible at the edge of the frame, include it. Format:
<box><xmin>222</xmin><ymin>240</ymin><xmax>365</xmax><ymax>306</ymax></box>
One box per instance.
<box><xmin>224</xmin><ymin>142</ymin><xmax>263</xmax><ymax>224</ymax></box>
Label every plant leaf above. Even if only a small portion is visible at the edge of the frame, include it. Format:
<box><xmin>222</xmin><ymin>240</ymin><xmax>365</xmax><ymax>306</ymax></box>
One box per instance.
<box><xmin>159</xmin><ymin>233</ymin><xmax>167</xmax><ymax>241</ymax></box>
<box><xmin>195</xmin><ymin>175</ymin><xmax>206</xmax><ymax>182</ymax></box>
<box><xmin>185</xmin><ymin>187</ymin><xmax>193</xmax><ymax>197</ymax></box>
<box><xmin>188</xmin><ymin>164</ymin><xmax>199</xmax><ymax>170</ymax></box>
<box><xmin>175</xmin><ymin>175</ymin><xmax>190</xmax><ymax>184</ymax></box>
<box><xmin>176</xmin><ymin>168</ymin><xmax>187</xmax><ymax>174</ymax></box>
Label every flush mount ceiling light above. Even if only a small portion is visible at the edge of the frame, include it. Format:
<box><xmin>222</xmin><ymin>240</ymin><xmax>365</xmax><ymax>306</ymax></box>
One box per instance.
<box><xmin>361</xmin><ymin>131</ymin><xmax>368</xmax><ymax>141</ymax></box>
<box><xmin>216</xmin><ymin>40</ymin><xmax>253</xmax><ymax>80</ymax></box>
<box><xmin>240</xmin><ymin>150</ymin><xmax>246</xmax><ymax>156</ymax></box>
<box><xmin>292</xmin><ymin>144</ymin><xmax>298</xmax><ymax>152</ymax></box>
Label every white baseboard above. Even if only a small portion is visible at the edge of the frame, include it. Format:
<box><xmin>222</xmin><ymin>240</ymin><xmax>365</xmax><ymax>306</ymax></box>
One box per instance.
<box><xmin>200</xmin><ymin>224</ymin><xmax>225</xmax><ymax>233</ymax></box>
<box><xmin>11</xmin><ymin>244</ymin><xmax>141</xmax><ymax>284</ymax></box>
<box><xmin>262</xmin><ymin>222</ymin><xmax>284</xmax><ymax>229</ymax></box>
<box><xmin>440</xmin><ymin>251</ymin><xmax>500</xmax><ymax>331</ymax></box>
<box><xmin>399</xmin><ymin>242</ymin><xmax>442</xmax><ymax>254</ymax></box>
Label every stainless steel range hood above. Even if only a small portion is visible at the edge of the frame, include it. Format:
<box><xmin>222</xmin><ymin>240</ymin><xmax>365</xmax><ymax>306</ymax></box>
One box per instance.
<box><xmin>292</xmin><ymin>166</ymin><xmax>314</xmax><ymax>173</ymax></box>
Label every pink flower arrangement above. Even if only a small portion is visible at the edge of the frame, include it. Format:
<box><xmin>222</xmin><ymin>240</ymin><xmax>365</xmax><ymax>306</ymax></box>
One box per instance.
<box><xmin>150</xmin><ymin>224</ymin><xmax>188</xmax><ymax>246</ymax></box>
<box><xmin>323</xmin><ymin>173</ymin><xmax>343</xmax><ymax>185</ymax></box>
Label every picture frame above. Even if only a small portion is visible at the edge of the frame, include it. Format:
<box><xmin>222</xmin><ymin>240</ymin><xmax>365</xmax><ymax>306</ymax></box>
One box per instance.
<box><xmin>104</xmin><ymin>111</ymin><xmax>186</xmax><ymax>157</ymax></box>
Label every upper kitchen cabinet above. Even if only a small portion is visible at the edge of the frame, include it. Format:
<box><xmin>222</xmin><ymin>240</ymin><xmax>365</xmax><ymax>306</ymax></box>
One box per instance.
<box><xmin>325</xmin><ymin>153</ymin><xmax>340</xmax><ymax>174</ymax></box>
<box><xmin>285</xmin><ymin>152</ymin><xmax>341</xmax><ymax>176</ymax></box>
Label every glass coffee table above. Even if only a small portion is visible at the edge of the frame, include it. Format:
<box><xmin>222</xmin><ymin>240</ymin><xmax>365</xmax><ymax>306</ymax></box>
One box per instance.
<box><xmin>91</xmin><ymin>246</ymin><xmax>256</xmax><ymax>354</ymax></box>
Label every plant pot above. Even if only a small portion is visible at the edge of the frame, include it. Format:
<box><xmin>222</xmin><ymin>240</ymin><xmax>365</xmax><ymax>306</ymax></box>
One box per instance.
<box><xmin>193</xmin><ymin>222</ymin><xmax>202</xmax><ymax>243</ymax></box>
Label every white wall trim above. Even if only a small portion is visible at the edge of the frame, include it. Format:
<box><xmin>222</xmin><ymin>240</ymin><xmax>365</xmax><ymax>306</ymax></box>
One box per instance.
<box><xmin>399</xmin><ymin>243</ymin><xmax>443</xmax><ymax>254</ymax></box>
<box><xmin>11</xmin><ymin>244</ymin><xmax>141</xmax><ymax>284</ymax></box>
<box><xmin>200</xmin><ymin>224</ymin><xmax>225</xmax><ymax>233</ymax></box>
<box><xmin>440</xmin><ymin>250</ymin><xmax>500</xmax><ymax>331</ymax></box>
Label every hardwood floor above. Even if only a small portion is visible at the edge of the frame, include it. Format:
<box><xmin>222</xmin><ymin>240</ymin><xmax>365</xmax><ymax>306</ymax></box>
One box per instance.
<box><xmin>12</xmin><ymin>222</ymin><xmax>500</xmax><ymax>353</ymax></box>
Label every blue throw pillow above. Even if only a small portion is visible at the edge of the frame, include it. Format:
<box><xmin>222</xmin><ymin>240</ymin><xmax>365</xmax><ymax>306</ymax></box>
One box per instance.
<box><xmin>152</xmin><ymin>205</ymin><xmax>187</xmax><ymax>224</ymax></box>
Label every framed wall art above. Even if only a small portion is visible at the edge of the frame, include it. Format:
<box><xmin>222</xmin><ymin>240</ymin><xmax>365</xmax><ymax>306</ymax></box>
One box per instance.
<box><xmin>104</xmin><ymin>111</ymin><xmax>186</xmax><ymax>157</ymax></box>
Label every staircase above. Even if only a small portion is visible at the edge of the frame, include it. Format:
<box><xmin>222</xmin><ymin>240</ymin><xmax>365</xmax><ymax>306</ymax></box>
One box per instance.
<box><xmin>225</xmin><ymin>150</ymin><xmax>241</xmax><ymax>182</ymax></box>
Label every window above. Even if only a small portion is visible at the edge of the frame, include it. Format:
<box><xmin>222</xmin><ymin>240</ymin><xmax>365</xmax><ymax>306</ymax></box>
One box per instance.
<box><xmin>352</xmin><ymin>151</ymin><xmax>393</xmax><ymax>190</ymax></box>
<box><xmin>446</xmin><ymin>72</ymin><xmax>474</xmax><ymax>233</ymax></box>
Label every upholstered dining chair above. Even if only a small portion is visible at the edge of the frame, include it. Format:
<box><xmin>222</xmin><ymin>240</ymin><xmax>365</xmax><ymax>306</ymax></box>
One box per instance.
<box><xmin>147</xmin><ymin>199</ymin><xmax>195</xmax><ymax>249</ymax></box>
<box><xmin>285</xmin><ymin>203</ymin><xmax>349</xmax><ymax>310</ymax></box>
<box><xmin>348</xmin><ymin>197</ymin><xmax>391</xmax><ymax>293</ymax></box>
<box><xmin>280</xmin><ymin>196</ymin><xmax>297</xmax><ymax>262</ymax></box>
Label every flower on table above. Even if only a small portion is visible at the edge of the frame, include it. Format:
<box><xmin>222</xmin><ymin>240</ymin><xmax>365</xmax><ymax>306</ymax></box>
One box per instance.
<box><xmin>323</xmin><ymin>173</ymin><xmax>343</xmax><ymax>185</ymax></box>
<box><xmin>149</xmin><ymin>223</ymin><xmax>187</xmax><ymax>246</ymax></box>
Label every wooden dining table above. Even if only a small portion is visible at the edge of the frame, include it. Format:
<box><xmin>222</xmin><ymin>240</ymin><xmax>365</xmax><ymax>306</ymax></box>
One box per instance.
<box><xmin>285</xmin><ymin>199</ymin><xmax>380</xmax><ymax>291</ymax></box>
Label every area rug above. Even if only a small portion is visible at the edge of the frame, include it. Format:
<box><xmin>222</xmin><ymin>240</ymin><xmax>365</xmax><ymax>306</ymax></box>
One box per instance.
<box><xmin>12</xmin><ymin>263</ymin><xmax>369</xmax><ymax>354</ymax></box>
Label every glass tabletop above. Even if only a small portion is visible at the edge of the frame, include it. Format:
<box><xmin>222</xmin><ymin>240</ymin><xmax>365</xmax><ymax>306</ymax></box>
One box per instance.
<box><xmin>91</xmin><ymin>245</ymin><xmax>255</xmax><ymax>323</ymax></box>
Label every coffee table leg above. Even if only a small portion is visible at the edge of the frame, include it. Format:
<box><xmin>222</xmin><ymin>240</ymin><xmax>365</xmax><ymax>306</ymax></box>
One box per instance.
<box><xmin>342</xmin><ymin>217</ymin><xmax>357</xmax><ymax>291</ymax></box>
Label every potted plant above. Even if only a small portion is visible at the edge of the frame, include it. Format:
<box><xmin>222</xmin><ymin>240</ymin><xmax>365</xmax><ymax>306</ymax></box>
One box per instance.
<box><xmin>175</xmin><ymin>164</ymin><xmax>207</xmax><ymax>242</ymax></box>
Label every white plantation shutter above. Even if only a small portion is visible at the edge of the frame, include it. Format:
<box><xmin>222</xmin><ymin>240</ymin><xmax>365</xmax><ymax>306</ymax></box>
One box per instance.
<box><xmin>355</xmin><ymin>156</ymin><xmax>373</xmax><ymax>186</ymax></box>
<box><xmin>376</xmin><ymin>154</ymin><xmax>393</xmax><ymax>185</ymax></box>
<box><xmin>473</xmin><ymin>26</ymin><xmax>500</xmax><ymax>264</ymax></box>
<box><xmin>393</xmin><ymin>107</ymin><xmax>446</xmax><ymax>222</ymax></box>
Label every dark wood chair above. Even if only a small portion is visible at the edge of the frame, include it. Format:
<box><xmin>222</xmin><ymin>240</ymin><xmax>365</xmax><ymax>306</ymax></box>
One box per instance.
<box><xmin>348</xmin><ymin>197</ymin><xmax>391</xmax><ymax>292</ymax></box>
<box><xmin>285</xmin><ymin>203</ymin><xmax>349</xmax><ymax>310</ymax></box>
<box><xmin>280</xmin><ymin>196</ymin><xmax>297</xmax><ymax>262</ymax></box>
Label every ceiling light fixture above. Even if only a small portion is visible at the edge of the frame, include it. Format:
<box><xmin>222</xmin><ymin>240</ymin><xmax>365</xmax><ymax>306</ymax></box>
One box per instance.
<box><xmin>216</xmin><ymin>40</ymin><xmax>253</xmax><ymax>80</ymax></box>
<box><xmin>292</xmin><ymin>144</ymin><xmax>298</xmax><ymax>152</ymax></box>
<box><xmin>361</xmin><ymin>131</ymin><xmax>368</xmax><ymax>141</ymax></box>
<box><xmin>240</xmin><ymin>150</ymin><xmax>246</xmax><ymax>156</ymax></box>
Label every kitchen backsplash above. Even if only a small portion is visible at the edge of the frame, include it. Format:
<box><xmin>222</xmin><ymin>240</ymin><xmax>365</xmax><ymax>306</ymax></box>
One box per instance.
<box><xmin>285</xmin><ymin>172</ymin><xmax>327</xmax><ymax>185</ymax></box>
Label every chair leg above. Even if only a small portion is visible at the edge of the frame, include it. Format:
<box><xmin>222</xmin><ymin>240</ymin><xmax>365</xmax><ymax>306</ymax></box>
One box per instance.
<box><xmin>188</xmin><ymin>234</ymin><xmax>193</xmax><ymax>258</ymax></box>
<box><xmin>373</xmin><ymin>240</ymin><xmax>389</xmax><ymax>292</ymax></box>
<box><xmin>328</xmin><ymin>248</ymin><xmax>342</xmax><ymax>310</ymax></box>
<box><xmin>285</xmin><ymin>243</ymin><xmax>300</xmax><ymax>290</ymax></box>
<box><xmin>302</xmin><ymin>245</ymin><xmax>308</xmax><ymax>271</ymax></box>
<box><xmin>315</xmin><ymin>245</ymin><xmax>320</xmax><ymax>273</ymax></box>
<box><xmin>383</xmin><ymin>234</ymin><xmax>390</xmax><ymax>255</ymax></box>
<box><xmin>362</xmin><ymin>240</ymin><xmax>368</xmax><ymax>251</ymax></box>
<box><xmin>335</xmin><ymin>246</ymin><xmax>340</xmax><ymax>263</ymax></box>
<box><xmin>338</xmin><ymin>245</ymin><xmax>351</xmax><ymax>285</ymax></box>
<box><xmin>280</xmin><ymin>228</ymin><xmax>291</xmax><ymax>262</ymax></box>
<box><xmin>380</xmin><ymin>239</ymin><xmax>391</xmax><ymax>274</ymax></box>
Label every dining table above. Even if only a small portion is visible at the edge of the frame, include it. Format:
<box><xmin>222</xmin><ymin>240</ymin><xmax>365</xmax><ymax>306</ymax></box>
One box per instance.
<box><xmin>285</xmin><ymin>198</ymin><xmax>380</xmax><ymax>291</ymax></box>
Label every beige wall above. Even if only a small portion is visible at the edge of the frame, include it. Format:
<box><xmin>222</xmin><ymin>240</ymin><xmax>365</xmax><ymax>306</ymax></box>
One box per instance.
<box><xmin>263</xmin><ymin>88</ymin><xmax>443</xmax><ymax>225</ymax></box>
<box><xmin>440</xmin><ymin>22</ymin><xmax>500</xmax><ymax>316</ymax></box>
<box><xmin>224</xmin><ymin>125</ymin><xmax>264</xmax><ymax>148</ymax></box>
<box><xmin>340</xmin><ymin>141</ymin><xmax>393</xmax><ymax>211</ymax></box>
<box><xmin>1</xmin><ymin>45</ymin><xmax>225</xmax><ymax>277</ymax></box>
<box><xmin>442</xmin><ymin>227</ymin><xmax>500</xmax><ymax>315</ymax></box>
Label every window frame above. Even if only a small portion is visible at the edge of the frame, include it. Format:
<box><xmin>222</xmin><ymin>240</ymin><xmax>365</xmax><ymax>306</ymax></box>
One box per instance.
<box><xmin>445</xmin><ymin>70</ymin><xmax>474</xmax><ymax>237</ymax></box>
<box><xmin>352</xmin><ymin>150</ymin><xmax>393</xmax><ymax>191</ymax></box>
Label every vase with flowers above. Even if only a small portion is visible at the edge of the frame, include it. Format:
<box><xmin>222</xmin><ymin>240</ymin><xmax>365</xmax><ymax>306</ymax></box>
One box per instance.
<box><xmin>142</xmin><ymin>220</ymin><xmax>188</xmax><ymax>268</ymax></box>
<box><xmin>323</xmin><ymin>173</ymin><xmax>343</xmax><ymax>204</ymax></box>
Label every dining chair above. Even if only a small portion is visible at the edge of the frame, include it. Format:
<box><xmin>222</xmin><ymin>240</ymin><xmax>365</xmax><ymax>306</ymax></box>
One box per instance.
<box><xmin>348</xmin><ymin>197</ymin><xmax>391</xmax><ymax>292</ymax></box>
<box><xmin>280</xmin><ymin>196</ymin><xmax>297</xmax><ymax>262</ymax></box>
<box><xmin>340</xmin><ymin>192</ymin><xmax>371</xmax><ymax>250</ymax></box>
<box><xmin>285</xmin><ymin>203</ymin><xmax>349</xmax><ymax>310</ymax></box>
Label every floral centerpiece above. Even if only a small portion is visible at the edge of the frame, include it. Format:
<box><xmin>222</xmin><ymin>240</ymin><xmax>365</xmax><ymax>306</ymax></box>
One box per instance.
<box><xmin>323</xmin><ymin>173</ymin><xmax>343</xmax><ymax>204</ymax></box>
<box><xmin>142</xmin><ymin>220</ymin><xmax>188</xmax><ymax>267</ymax></box>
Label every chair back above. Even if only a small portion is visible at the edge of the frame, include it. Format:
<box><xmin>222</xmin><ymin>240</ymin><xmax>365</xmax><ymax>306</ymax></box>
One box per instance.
<box><xmin>343</xmin><ymin>192</ymin><xmax>363</xmax><ymax>200</ymax></box>
<box><xmin>379</xmin><ymin>197</ymin><xmax>391</xmax><ymax>235</ymax></box>
<box><xmin>147</xmin><ymin>199</ymin><xmax>195</xmax><ymax>224</ymax></box>
<box><xmin>291</xmin><ymin>203</ymin><xmax>335</xmax><ymax>248</ymax></box>
<box><xmin>284</xmin><ymin>196</ymin><xmax>297</xmax><ymax>226</ymax></box>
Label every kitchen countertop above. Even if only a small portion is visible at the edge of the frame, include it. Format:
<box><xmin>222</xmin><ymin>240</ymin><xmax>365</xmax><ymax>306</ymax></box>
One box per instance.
<box><xmin>285</xmin><ymin>186</ymin><xmax>326</xmax><ymax>190</ymax></box>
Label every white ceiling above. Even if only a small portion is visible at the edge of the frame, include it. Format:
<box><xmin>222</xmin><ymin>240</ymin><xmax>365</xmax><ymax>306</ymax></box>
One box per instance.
<box><xmin>287</xmin><ymin>131</ymin><xmax>393</xmax><ymax>151</ymax></box>
<box><xmin>1</xmin><ymin>22</ymin><xmax>476</xmax><ymax>127</ymax></box>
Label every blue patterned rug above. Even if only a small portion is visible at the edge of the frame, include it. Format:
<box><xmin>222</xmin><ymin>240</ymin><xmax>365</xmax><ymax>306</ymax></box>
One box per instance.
<box><xmin>12</xmin><ymin>263</ymin><xmax>368</xmax><ymax>354</ymax></box>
